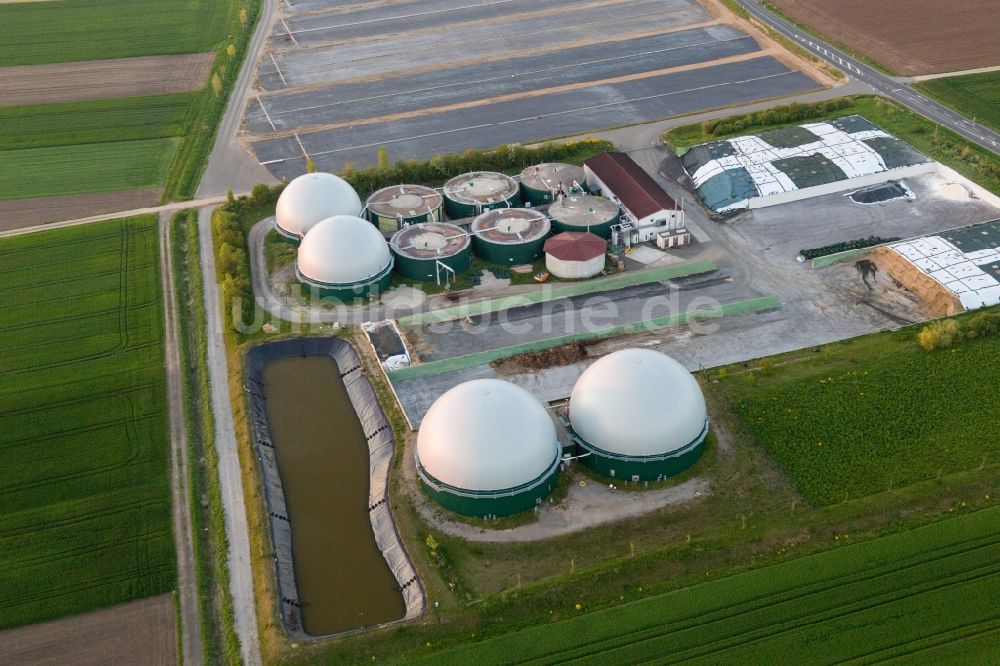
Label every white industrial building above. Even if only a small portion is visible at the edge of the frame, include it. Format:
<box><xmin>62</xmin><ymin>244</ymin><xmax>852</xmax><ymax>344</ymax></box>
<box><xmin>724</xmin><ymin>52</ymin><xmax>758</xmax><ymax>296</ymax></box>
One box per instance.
<box><xmin>583</xmin><ymin>152</ymin><xmax>685</xmax><ymax>248</ymax></box>
<box><xmin>295</xmin><ymin>215</ymin><xmax>393</xmax><ymax>298</ymax></box>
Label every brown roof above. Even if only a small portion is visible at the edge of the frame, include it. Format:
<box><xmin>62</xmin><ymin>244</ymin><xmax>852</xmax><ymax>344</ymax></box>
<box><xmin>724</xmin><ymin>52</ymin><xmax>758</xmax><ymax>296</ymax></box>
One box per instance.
<box><xmin>584</xmin><ymin>152</ymin><xmax>677</xmax><ymax>220</ymax></box>
<box><xmin>543</xmin><ymin>231</ymin><xmax>606</xmax><ymax>261</ymax></box>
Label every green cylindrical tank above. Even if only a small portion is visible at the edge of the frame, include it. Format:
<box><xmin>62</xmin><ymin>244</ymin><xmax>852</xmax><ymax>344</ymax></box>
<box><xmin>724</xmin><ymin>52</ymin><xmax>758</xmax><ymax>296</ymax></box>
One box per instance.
<box><xmin>366</xmin><ymin>184</ymin><xmax>443</xmax><ymax>234</ymax></box>
<box><xmin>519</xmin><ymin>163</ymin><xmax>587</xmax><ymax>205</ymax></box>
<box><xmin>390</xmin><ymin>222</ymin><xmax>471</xmax><ymax>281</ymax></box>
<box><xmin>547</xmin><ymin>194</ymin><xmax>621</xmax><ymax>240</ymax></box>
<box><xmin>471</xmin><ymin>208</ymin><xmax>551</xmax><ymax>264</ymax></box>
<box><xmin>442</xmin><ymin>172</ymin><xmax>521</xmax><ymax>219</ymax></box>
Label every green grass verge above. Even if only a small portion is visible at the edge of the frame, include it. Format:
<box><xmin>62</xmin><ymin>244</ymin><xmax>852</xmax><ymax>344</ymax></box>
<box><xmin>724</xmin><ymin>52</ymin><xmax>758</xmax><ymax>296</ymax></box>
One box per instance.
<box><xmin>171</xmin><ymin>211</ymin><xmax>242</xmax><ymax>663</ymax></box>
<box><xmin>0</xmin><ymin>137</ymin><xmax>178</xmax><ymax>200</ymax></box>
<box><xmin>0</xmin><ymin>216</ymin><xmax>174</xmax><ymax>629</ymax></box>
<box><xmin>412</xmin><ymin>505</ymin><xmax>1000</xmax><ymax>664</ymax></box>
<box><xmin>0</xmin><ymin>0</ymin><xmax>235</xmax><ymax>66</ymax></box>
<box><xmin>916</xmin><ymin>71</ymin><xmax>1000</xmax><ymax>134</ymax></box>
<box><xmin>715</xmin><ymin>312</ymin><xmax>1000</xmax><ymax>505</ymax></box>
<box><xmin>663</xmin><ymin>95</ymin><xmax>1000</xmax><ymax>195</ymax></box>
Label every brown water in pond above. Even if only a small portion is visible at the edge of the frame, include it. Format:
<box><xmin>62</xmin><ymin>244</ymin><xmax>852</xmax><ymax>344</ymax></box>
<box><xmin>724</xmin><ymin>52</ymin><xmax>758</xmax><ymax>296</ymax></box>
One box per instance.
<box><xmin>263</xmin><ymin>356</ymin><xmax>405</xmax><ymax>635</ymax></box>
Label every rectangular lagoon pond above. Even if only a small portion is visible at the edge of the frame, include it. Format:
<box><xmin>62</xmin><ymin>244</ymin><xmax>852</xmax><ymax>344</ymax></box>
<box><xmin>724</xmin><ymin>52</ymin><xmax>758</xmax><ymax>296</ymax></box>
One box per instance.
<box><xmin>262</xmin><ymin>355</ymin><xmax>405</xmax><ymax>635</ymax></box>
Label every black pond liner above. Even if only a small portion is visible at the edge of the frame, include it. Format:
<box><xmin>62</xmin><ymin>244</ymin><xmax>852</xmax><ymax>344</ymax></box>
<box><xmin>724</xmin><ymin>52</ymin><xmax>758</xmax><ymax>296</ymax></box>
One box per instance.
<box><xmin>851</xmin><ymin>182</ymin><xmax>910</xmax><ymax>204</ymax></box>
<box><xmin>244</xmin><ymin>337</ymin><xmax>424</xmax><ymax>640</ymax></box>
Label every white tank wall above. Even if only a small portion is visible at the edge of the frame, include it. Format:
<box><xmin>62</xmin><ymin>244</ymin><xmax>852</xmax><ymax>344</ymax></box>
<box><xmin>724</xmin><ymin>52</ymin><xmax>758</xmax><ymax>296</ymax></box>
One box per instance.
<box><xmin>546</xmin><ymin>253</ymin><xmax>604</xmax><ymax>279</ymax></box>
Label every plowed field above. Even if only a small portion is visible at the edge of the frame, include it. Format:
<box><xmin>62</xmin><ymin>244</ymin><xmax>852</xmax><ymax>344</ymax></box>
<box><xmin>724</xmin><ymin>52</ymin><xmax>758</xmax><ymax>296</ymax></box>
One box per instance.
<box><xmin>769</xmin><ymin>0</ymin><xmax>1000</xmax><ymax>75</ymax></box>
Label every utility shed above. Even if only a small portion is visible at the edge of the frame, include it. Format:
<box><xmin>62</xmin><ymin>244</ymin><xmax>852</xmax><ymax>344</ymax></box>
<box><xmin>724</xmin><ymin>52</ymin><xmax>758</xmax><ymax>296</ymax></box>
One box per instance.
<box><xmin>584</xmin><ymin>152</ymin><xmax>683</xmax><ymax>229</ymax></box>
<box><xmin>544</xmin><ymin>232</ymin><xmax>606</xmax><ymax>279</ymax></box>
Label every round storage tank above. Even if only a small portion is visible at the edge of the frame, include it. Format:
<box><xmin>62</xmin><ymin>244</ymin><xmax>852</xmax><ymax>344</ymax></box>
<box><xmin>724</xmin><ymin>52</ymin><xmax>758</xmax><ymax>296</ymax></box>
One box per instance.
<box><xmin>547</xmin><ymin>194</ymin><xmax>620</xmax><ymax>240</ymax></box>
<box><xmin>366</xmin><ymin>184</ymin><xmax>443</xmax><ymax>234</ymax></box>
<box><xmin>295</xmin><ymin>215</ymin><xmax>394</xmax><ymax>300</ymax></box>
<box><xmin>544</xmin><ymin>231</ymin><xmax>606</xmax><ymax>280</ymax></box>
<box><xmin>442</xmin><ymin>172</ymin><xmax>520</xmax><ymax>219</ymax></box>
<box><xmin>275</xmin><ymin>173</ymin><xmax>363</xmax><ymax>243</ymax></box>
<box><xmin>569</xmin><ymin>348</ymin><xmax>708</xmax><ymax>481</ymax></box>
<box><xmin>519</xmin><ymin>163</ymin><xmax>587</xmax><ymax>206</ymax></box>
<box><xmin>415</xmin><ymin>379</ymin><xmax>561</xmax><ymax>517</ymax></box>
<box><xmin>390</xmin><ymin>222</ymin><xmax>471</xmax><ymax>282</ymax></box>
<box><xmin>471</xmin><ymin>208</ymin><xmax>551</xmax><ymax>265</ymax></box>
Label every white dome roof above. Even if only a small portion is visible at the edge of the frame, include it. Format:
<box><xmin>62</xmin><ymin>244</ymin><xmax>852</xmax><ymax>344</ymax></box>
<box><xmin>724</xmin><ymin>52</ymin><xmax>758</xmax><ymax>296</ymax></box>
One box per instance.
<box><xmin>416</xmin><ymin>379</ymin><xmax>559</xmax><ymax>491</ymax></box>
<box><xmin>275</xmin><ymin>173</ymin><xmax>362</xmax><ymax>238</ymax></box>
<box><xmin>570</xmin><ymin>349</ymin><xmax>707</xmax><ymax>457</ymax></box>
<box><xmin>296</xmin><ymin>215</ymin><xmax>392</xmax><ymax>286</ymax></box>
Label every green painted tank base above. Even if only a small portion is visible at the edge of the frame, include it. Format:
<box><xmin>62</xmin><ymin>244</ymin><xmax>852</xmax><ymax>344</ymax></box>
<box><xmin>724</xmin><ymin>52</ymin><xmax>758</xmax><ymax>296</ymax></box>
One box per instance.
<box><xmin>419</xmin><ymin>476</ymin><xmax>557</xmax><ymax>517</ymax></box>
<box><xmin>444</xmin><ymin>194</ymin><xmax>522</xmax><ymax>220</ymax></box>
<box><xmin>392</xmin><ymin>248</ymin><xmax>472</xmax><ymax>281</ymax></box>
<box><xmin>551</xmin><ymin>219</ymin><xmax>615</xmax><ymax>240</ymax></box>
<box><xmin>274</xmin><ymin>227</ymin><xmax>302</xmax><ymax>245</ymax></box>
<box><xmin>581</xmin><ymin>442</ymin><xmax>704</xmax><ymax>482</ymax></box>
<box><xmin>299</xmin><ymin>271</ymin><xmax>392</xmax><ymax>302</ymax></box>
<box><xmin>472</xmin><ymin>238</ymin><xmax>546</xmax><ymax>265</ymax></box>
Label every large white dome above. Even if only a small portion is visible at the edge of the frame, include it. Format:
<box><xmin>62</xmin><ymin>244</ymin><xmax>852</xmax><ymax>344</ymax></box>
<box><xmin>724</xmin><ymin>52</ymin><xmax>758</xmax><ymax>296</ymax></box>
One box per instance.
<box><xmin>570</xmin><ymin>349</ymin><xmax>707</xmax><ymax>456</ymax></box>
<box><xmin>275</xmin><ymin>172</ymin><xmax>362</xmax><ymax>239</ymax></box>
<box><xmin>416</xmin><ymin>379</ymin><xmax>559</xmax><ymax>491</ymax></box>
<box><xmin>296</xmin><ymin>215</ymin><xmax>392</xmax><ymax>286</ymax></box>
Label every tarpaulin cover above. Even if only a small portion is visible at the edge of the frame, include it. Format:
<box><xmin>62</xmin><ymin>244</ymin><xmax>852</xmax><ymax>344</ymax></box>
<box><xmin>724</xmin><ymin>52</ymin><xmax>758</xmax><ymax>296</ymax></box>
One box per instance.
<box><xmin>244</xmin><ymin>337</ymin><xmax>424</xmax><ymax>640</ymax></box>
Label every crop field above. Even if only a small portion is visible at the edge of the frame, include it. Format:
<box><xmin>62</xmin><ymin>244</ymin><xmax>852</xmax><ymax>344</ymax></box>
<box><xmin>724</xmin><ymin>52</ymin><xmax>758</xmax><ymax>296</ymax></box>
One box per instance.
<box><xmin>415</xmin><ymin>506</ymin><xmax>1000</xmax><ymax>664</ymax></box>
<box><xmin>0</xmin><ymin>137</ymin><xmax>178</xmax><ymax>201</ymax></box>
<box><xmin>0</xmin><ymin>0</ymin><xmax>236</xmax><ymax>66</ymax></box>
<box><xmin>0</xmin><ymin>217</ymin><xmax>174</xmax><ymax>629</ymax></box>
<box><xmin>917</xmin><ymin>71</ymin><xmax>1000</xmax><ymax>134</ymax></box>
<box><xmin>767</xmin><ymin>0</ymin><xmax>1000</xmax><ymax>75</ymax></box>
<box><xmin>715</xmin><ymin>319</ymin><xmax>1000</xmax><ymax>505</ymax></box>
<box><xmin>0</xmin><ymin>94</ymin><xmax>195</xmax><ymax>152</ymax></box>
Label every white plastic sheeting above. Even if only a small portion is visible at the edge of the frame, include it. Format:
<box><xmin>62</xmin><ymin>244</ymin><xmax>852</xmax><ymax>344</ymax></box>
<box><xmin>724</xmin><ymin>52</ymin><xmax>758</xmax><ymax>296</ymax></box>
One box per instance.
<box><xmin>690</xmin><ymin>122</ymin><xmax>898</xmax><ymax>211</ymax></box>
<box><xmin>891</xmin><ymin>236</ymin><xmax>1000</xmax><ymax>310</ymax></box>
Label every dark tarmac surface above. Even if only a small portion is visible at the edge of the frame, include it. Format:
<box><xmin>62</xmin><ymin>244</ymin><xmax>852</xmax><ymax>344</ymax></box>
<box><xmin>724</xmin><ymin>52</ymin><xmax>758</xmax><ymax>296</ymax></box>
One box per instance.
<box><xmin>255</xmin><ymin>57</ymin><xmax>818</xmax><ymax>177</ymax></box>
<box><xmin>403</xmin><ymin>270</ymin><xmax>759</xmax><ymax>361</ymax></box>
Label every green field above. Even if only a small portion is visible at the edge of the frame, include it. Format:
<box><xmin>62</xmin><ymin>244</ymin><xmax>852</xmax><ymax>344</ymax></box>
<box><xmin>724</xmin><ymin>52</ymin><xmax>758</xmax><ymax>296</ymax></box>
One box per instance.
<box><xmin>716</xmin><ymin>321</ymin><xmax>1000</xmax><ymax>505</ymax></box>
<box><xmin>917</xmin><ymin>71</ymin><xmax>1000</xmax><ymax>134</ymax></box>
<box><xmin>416</xmin><ymin>506</ymin><xmax>1000</xmax><ymax>664</ymax></box>
<box><xmin>0</xmin><ymin>0</ymin><xmax>235</xmax><ymax>66</ymax></box>
<box><xmin>0</xmin><ymin>94</ymin><xmax>195</xmax><ymax>152</ymax></box>
<box><xmin>0</xmin><ymin>217</ymin><xmax>174</xmax><ymax>629</ymax></box>
<box><xmin>0</xmin><ymin>137</ymin><xmax>178</xmax><ymax>200</ymax></box>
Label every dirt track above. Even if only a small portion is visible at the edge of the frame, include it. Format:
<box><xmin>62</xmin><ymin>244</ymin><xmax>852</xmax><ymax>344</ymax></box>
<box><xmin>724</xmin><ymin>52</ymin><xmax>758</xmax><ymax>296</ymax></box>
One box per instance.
<box><xmin>770</xmin><ymin>0</ymin><xmax>1000</xmax><ymax>75</ymax></box>
<box><xmin>0</xmin><ymin>595</ymin><xmax>176</xmax><ymax>666</ymax></box>
<box><xmin>0</xmin><ymin>189</ymin><xmax>162</xmax><ymax>230</ymax></box>
<box><xmin>0</xmin><ymin>52</ymin><xmax>214</xmax><ymax>106</ymax></box>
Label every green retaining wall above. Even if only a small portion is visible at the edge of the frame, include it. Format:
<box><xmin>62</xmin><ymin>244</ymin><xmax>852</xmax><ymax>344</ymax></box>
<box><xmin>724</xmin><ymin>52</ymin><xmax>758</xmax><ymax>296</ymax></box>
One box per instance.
<box><xmin>417</xmin><ymin>460</ymin><xmax>560</xmax><ymax>517</ymax></box>
<box><xmin>550</xmin><ymin>217</ymin><xmax>616</xmax><ymax>240</ymax></box>
<box><xmin>810</xmin><ymin>246</ymin><xmax>883</xmax><ymax>268</ymax></box>
<box><xmin>444</xmin><ymin>194</ymin><xmax>521</xmax><ymax>220</ymax></box>
<box><xmin>388</xmin><ymin>294</ymin><xmax>781</xmax><ymax>381</ymax></box>
<box><xmin>398</xmin><ymin>261</ymin><xmax>717</xmax><ymax>326</ymax></box>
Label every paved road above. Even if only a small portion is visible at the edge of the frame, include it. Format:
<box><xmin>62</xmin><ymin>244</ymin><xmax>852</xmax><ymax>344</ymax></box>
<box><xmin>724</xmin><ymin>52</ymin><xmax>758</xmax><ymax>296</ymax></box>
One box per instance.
<box><xmin>738</xmin><ymin>0</ymin><xmax>1000</xmax><ymax>155</ymax></box>
<box><xmin>157</xmin><ymin>214</ymin><xmax>202</xmax><ymax>666</ymax></box>
<box><xmin>197</xmin><ymin>0</ymin><xmax>279</xmax><ymax>198</ymax></box>
<box><xmin>198</xmin><ymin>206</ymin><xmax>262</xmax><ymax>666</ymax></box>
